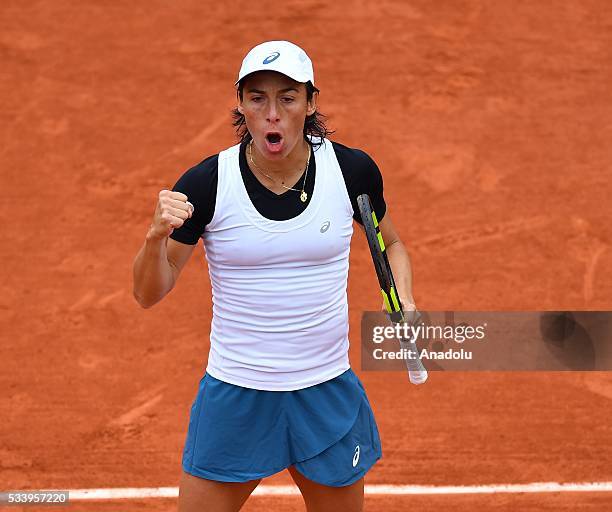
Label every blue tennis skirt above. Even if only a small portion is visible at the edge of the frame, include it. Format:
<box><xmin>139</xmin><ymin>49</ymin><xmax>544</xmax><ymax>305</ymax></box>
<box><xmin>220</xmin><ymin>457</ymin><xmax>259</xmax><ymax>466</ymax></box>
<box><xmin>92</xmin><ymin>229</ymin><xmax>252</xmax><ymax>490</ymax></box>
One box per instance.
<box><xmin>182</xmin><ymin>367</ymin><xmax>382</xmax><ymax>487</ymax></box>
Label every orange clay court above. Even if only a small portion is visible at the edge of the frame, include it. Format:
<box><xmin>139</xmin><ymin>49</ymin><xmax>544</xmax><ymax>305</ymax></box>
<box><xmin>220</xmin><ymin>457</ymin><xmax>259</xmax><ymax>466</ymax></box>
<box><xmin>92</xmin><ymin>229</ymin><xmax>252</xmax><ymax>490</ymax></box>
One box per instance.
<box><xmin>2</xmin><ymin>1</ymin><xmax>612</xmax><ymax>511</ymax></box>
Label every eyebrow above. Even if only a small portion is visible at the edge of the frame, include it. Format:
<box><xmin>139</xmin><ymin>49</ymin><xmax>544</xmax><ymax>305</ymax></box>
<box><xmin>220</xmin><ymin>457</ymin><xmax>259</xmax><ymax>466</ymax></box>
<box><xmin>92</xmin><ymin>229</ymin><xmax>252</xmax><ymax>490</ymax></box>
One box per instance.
<box><xmin>246</xmin><ymin>87</ymin><xmax>299</xmax><ymax>94</ymax></box>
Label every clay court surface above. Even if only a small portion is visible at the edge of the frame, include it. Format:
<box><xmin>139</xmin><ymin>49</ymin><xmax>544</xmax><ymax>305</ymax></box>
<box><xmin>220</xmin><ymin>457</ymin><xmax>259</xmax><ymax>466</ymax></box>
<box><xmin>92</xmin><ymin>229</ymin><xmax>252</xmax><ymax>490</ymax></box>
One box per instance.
<box><xmin>2</xmin><ymin>1</ymin><xmax>612</xmax><ymax>510</ymax></box>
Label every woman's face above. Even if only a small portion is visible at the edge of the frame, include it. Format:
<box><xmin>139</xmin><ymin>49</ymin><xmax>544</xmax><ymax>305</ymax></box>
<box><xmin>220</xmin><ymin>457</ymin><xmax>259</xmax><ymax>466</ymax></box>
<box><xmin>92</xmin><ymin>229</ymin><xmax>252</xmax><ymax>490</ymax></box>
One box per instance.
<box><xmin>238</xmin><ymin>71</ymin><xmax>317</xmax><ymax>161</ymax></box>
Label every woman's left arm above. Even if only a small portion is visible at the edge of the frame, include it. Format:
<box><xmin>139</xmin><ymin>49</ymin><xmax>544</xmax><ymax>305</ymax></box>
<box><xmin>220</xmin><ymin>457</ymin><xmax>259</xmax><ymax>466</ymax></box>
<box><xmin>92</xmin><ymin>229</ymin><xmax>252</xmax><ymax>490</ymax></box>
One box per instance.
<box><xmin>377</xmin><ymin>213</ymin><xmax>417</xmax><ymax>311</ymax></box>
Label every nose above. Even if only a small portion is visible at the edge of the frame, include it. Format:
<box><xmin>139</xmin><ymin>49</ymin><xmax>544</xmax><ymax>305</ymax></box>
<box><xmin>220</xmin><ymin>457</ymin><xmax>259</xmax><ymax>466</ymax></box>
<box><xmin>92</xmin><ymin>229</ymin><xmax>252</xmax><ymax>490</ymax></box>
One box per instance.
<box><xmin>266</xmin><ymin>100</ymin><xmax>280</xmax><ymax>123</ymax></box>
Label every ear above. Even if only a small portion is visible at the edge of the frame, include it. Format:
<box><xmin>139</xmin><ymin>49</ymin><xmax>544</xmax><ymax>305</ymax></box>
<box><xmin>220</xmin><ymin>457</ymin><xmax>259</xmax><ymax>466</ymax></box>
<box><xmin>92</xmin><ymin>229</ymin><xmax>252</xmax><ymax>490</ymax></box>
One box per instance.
<box><xmin>306</xmin><ymin>91</ymin><xmax>318</xmax><ymax>117</ymax></box>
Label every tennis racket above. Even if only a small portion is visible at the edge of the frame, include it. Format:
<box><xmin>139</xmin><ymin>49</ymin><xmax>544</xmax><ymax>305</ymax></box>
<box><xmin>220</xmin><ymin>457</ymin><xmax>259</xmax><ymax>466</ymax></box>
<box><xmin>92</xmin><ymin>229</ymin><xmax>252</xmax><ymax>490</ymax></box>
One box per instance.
<box><xmin>357</xmin><ymin>194</ymin><xmax>428</xmax><ymax>385</ymax></box>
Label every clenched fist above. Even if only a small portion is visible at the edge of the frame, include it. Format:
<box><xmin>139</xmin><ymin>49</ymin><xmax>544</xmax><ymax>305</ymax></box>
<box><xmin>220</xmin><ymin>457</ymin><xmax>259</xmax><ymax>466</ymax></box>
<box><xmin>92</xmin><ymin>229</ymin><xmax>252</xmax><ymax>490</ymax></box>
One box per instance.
<box><xmin>147</xmin><ymin>190</ymin><xmax>194</xmax><ymax>241</ymax></box>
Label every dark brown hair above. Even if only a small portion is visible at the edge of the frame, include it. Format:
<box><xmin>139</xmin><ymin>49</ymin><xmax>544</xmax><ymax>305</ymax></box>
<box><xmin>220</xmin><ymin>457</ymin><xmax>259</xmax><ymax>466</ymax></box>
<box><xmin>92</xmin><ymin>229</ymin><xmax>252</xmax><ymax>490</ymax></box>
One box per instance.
<box><xmin>231</xmin><ymin>80</ymin><xmax>333</xmax><ymax>149</ymax></box>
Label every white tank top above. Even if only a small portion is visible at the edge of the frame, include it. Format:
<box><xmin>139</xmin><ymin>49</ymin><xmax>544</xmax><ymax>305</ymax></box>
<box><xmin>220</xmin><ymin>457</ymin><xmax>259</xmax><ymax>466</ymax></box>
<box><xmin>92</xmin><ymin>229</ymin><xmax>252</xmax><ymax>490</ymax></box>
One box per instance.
<box><xmin>203</xmin><ymin>138</ymin><xmax>354</xmax><ymax>390</ymax></box>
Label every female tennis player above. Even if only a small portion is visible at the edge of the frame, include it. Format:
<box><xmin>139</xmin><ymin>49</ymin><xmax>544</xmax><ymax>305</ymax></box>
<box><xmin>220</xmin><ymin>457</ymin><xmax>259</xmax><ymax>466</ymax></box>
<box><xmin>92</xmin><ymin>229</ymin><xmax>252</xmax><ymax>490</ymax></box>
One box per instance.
<box><xmin>133</xmin><ymin>40</ymin><xmax>416</xmax><ymax>512</ymax></box>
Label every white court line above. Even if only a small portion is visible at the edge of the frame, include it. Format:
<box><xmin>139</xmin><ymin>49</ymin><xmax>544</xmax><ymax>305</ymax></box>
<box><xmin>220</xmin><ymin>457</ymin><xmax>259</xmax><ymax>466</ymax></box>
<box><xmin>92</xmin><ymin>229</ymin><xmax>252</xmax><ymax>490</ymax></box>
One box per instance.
<box><xmin>62</xmin><ymin>482</ymin><xmax>612</xmax><ymax>500</ymax></box>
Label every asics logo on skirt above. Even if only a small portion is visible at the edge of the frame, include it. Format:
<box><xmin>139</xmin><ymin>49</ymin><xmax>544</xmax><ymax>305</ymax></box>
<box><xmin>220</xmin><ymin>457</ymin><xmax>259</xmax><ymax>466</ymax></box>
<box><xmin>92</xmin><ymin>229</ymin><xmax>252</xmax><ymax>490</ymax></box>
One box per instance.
<box><xmin>352</xmin><ymin>445</ymin><xmax>360</xmax><ymax>467</ymax></box>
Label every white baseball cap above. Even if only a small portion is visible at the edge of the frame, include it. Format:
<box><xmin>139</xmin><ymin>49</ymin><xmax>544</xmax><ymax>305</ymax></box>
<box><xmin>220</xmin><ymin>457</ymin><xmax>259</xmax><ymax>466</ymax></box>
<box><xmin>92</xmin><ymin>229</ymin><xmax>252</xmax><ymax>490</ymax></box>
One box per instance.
<box><xmin>235</xmin><ymin>40</ymin><xmax>317</xmax><ymax>89</ymax></box>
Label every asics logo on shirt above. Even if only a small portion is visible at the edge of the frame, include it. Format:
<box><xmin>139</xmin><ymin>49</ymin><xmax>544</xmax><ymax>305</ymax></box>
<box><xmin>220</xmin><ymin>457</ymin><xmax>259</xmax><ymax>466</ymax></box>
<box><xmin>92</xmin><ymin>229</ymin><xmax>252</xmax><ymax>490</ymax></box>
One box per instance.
<box><xmin>320</xmin><ymin>221</ymin><xmax>331</xmax><ymax>233</ymax></box>
<box><xmin>352</xmin><ymin>445</ymin><xmax>360</xmax><ymax>467</ymax></box>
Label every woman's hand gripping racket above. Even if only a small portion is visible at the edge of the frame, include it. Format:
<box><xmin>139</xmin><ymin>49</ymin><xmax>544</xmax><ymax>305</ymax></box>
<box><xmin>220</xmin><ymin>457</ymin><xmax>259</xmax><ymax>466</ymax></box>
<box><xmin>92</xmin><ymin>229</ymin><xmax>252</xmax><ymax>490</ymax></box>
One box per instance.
<box><xmin>357</xmin><ymin>194</ymin><xmax>428</xmax><ymax>385</ymax></box>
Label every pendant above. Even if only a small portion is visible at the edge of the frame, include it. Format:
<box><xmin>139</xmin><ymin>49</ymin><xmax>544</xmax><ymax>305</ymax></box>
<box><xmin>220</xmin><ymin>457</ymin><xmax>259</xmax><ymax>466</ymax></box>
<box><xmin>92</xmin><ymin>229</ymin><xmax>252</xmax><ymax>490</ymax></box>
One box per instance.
<box><xmin>300</xmin><ymin>191</ymin><xmax>308</xmax><ymax>203</ymax></box>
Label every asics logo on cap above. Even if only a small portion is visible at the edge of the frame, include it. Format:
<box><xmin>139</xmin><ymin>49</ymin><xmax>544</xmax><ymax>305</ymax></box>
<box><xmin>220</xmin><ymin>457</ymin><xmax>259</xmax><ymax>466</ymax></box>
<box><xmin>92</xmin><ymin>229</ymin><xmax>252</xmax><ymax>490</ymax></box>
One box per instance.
<box><xmin>262</xmin><ymin>52</ymin><xmax>280</xmax><ymax>64</ymax></box>
<box><xmin>352</xmin><ymin>445</ymin><xmax>360</xmax><ymax>467</ymax></box>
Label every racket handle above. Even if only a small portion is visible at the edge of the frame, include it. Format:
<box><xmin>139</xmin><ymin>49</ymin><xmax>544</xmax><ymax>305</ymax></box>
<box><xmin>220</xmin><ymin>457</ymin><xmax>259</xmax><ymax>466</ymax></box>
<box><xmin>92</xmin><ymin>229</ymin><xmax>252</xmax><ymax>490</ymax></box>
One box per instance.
<box><xmin>399</xmin><ymin>336</ymin><xmax>428</xmax><ymax>385</ymax></box>
<box><xmin>408</xmin><ymin>370</ymin><xmax>428</xmax><ymax>385</ymax></box>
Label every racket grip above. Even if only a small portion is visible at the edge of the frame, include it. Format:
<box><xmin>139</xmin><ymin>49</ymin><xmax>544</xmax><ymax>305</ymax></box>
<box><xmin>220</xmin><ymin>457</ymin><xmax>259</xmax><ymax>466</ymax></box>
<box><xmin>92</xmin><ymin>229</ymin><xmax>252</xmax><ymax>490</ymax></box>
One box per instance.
<box><xmin>399</xmin><ymin>336</ymin><xmax>428</xmax><ymax>385</ymax></box>
<box><xmin>408</xmin><ymin>370</ymin><xmax>428</xmax><ymax>385</ymax></box>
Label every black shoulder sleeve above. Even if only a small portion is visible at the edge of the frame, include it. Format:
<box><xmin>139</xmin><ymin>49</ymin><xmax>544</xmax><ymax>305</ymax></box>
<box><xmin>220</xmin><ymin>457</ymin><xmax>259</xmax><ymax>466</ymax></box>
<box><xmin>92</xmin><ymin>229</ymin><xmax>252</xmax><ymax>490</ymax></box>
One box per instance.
<box><xmin>169</xmin><ymin>154</ymin><xmax>218</xmax><ymax>245</ymax></box>
<box><xmin>332</xmin><ymin>141</ymin><xmax>386</xmax><ymax>225</ymax></box>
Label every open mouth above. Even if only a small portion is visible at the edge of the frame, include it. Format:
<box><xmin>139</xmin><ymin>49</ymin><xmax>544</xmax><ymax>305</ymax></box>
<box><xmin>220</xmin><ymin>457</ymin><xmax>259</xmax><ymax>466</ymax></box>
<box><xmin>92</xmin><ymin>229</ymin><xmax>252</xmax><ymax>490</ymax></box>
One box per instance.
<box><xmin>266</xmin><ymin>132</ymin><xmax>282</xmax><ymax>144</ymax></box>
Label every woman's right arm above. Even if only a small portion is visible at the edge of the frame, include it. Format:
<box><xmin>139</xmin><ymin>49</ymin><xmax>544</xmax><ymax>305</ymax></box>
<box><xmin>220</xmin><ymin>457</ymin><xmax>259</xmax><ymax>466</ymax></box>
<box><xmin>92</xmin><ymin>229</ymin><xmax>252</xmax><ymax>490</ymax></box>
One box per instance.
<box><xmin>132</xmin><ymin>189</ymin><xmax>196</xmax><ymax>308</ymax></box>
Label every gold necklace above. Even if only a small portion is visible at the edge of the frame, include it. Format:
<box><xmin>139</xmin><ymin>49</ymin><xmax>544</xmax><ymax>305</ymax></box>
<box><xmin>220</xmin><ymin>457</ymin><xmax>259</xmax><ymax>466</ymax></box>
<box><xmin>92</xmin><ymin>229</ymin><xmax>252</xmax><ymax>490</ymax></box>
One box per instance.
<box><xmin>248</xmin><ymin>140</ymin><xmax>311</xmax><ymax>203</ymax></box>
